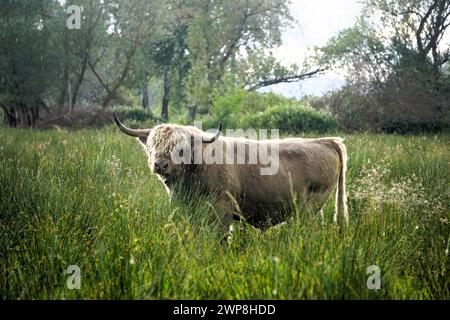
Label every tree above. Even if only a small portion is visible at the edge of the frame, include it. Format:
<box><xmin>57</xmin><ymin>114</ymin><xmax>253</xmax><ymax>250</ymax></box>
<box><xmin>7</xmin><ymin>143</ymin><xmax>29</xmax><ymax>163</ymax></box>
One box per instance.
<box><xmin>87</xmin><ymin>0</ymin><xmax>165</xmax><ymax>107</ymax></box>
<box><xmin>139</xmin><ymin>20</ymin><xmax>190</xmax><ymax>120</ymax></box>
<box><xmin>318</xmin><ymin>17</ymin><xmax>391</xmax><ymax>84</ymax></box>
<box><xmin>320</xmin><ymin>0</ymin><xmax>450</xmax><ymax>132</ymax></box>
<box><xmin>367</xmin><ymin>0</ymin><xmax>450</xmax><ymax>77</ymax></box>
<box><xmin>0</xmin><ymin>0</ymin><xmax>331</xmax><ymax>126</ymax></box>
<box><xmin>185</xmin><ymin>0</ymin><xmax>323</xmax><ymax>118</ymax></box>
<box><xmin>0</xmin><ymin>0</ymin><xmax>61</xmax><ymax>127</ymax></box>
<box><xmin>56</xmin><ymin>0</ymin><xmax>109</xmax><ymax>111</ymax></box>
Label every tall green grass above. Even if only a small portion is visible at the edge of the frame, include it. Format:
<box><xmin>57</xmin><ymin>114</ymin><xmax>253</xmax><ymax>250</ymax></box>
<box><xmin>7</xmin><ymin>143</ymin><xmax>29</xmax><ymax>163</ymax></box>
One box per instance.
<box><xmin>1</xmin><ymin>127</ymin><xmax>449</xmax><ymax>299</ymax></box>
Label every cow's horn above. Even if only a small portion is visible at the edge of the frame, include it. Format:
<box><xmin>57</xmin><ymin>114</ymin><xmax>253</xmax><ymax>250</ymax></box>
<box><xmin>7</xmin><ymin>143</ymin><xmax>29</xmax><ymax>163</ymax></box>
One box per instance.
<box><xmin>202</xmin><ymin>122</ymin><xmax>222</xmax><ymax>143</ymax></box>
<box><xmin>113</xmin><ymin>113</ymin><xmax>151</xmax><ymax>138</ymax></box>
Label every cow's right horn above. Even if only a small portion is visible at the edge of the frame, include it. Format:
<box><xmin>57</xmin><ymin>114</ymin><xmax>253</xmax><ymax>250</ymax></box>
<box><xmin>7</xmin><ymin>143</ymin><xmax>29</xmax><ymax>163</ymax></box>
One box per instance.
<box><xmin>113</xmin><ymin>113</ymin><xmax>151</xmax><ymax>139</ymax></box>
<box><xmin>202</xmin><ymin>122</ymin><xmax>222</xmax><ymax>143</ymax></box>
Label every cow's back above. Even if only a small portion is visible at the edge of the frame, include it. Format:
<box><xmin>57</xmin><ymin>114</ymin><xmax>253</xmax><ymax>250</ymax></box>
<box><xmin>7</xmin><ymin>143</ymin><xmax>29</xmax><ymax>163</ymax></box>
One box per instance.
<box><xmin>226</xmin><ymin>138</ymin><xmax>341</xmax><ymax>226</ymax></box>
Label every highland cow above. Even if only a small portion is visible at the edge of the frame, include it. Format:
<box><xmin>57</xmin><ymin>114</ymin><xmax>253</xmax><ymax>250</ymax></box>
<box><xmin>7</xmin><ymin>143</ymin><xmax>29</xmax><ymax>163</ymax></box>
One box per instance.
<box><xmin>114</xmin><ymin>113</ymin><xmax>348</xmax><ymax>235</ymax></box>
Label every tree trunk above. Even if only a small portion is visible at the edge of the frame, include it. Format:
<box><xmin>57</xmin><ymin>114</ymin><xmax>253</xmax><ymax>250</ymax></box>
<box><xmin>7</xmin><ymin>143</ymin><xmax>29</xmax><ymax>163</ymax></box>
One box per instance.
<box><xmin>0</xmin><ymin>102</ymin><xmax>17</xmax><ymax>127</ymax></box>
<box><xmin>161</xmin><ymin>65</ymin><xmax>170</xmax><ymax>121</ymax></box>
<box><xmin>187</xmin><ymin>104</ymin><xmax>197</xmax><ymax>122</ymax></box>
<box><xmin>58</xmin><ymin>29</ymin><xmax>69</xmax><ymax>112</ymax></box>
<box><xmin>58</xmin><ymin>66</ymin><xmax>68</xmax><ymax>111</ymax></box>
<box><xmin>68</xmin><ymin>81</ymin><xmax>73</xmax><ymax>112</ymax></box>
<box><xmin>71</xmin><ymin>50</ymin><xmax>89</xmax><ymax>109</ymax></box>
<box><xmin>101</xmin><ymin>43</ymin><xmax>140</xmax><ymax>108</ymax></box>
<box><xmin>31</xmin><ymin>102</ymin><xmax>39</xmax><ymax>127</ymax></box>
<box><xmin>142</xmin><ymin>82</ymin><xmax>149</xmax><ymax>109</ymax></box>
<box><xmin>17</xmin><ymin>104</ymin><xmax>29</xmax><ymax>128</ymax></box>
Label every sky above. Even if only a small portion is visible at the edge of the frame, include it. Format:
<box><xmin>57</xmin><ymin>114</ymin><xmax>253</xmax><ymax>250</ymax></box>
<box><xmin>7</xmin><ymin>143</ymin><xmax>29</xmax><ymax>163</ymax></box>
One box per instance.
<box><xmin>260</xmin><ymin>0</ymin><xmax>364</xmax><ymax>98</ymax></box>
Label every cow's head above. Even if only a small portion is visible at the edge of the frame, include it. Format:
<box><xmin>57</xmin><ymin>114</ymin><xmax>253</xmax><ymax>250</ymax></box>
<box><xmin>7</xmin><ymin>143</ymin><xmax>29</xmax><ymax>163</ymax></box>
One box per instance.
<box><xmin>114</xmin><ymin>113</ymin><xmax>221</xmax><ymax>180</ymax></box>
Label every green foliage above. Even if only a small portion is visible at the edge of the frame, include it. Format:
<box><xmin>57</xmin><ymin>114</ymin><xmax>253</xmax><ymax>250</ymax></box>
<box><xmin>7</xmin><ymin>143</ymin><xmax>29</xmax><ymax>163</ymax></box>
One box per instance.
<box><xmin>199</xmin><ymin>90</ymin><xmax>337</xmax><ymax>133</ymax></box>
<box><xmin>0</xmin><ymin>0</ymin><xmax>63</xmax><ymax>126</ymax></box>
<box><xmin>240</xmin><ymin>104</ymin><xmax>337</xmax><ymax>133</ymax></box>
<box><xmin>319</xmin><ymin>17</ymin><xmax>387</xmax><ymax>76</ymax></box>
<box><xmin>111</xmin><ymin>106</ymin><xmax>160</xmax><ymax>127</ymax></box>
<box><xmin>207</xmin><ymin>89</ymin><xmax>247</xmax><ymax>129</ymax></box>
<box><xmin>184</xmin><ymin>0</ymin><xmax>316</xmax><ymax>112</ymax></box>
<box><xmin>198</xmin><ymin>89</ymin><xmax>291</xmax><ymax>128</ymax></box>
<box><xmin>0</xmin><ymin>1</ymin><xmax>60</xmax><ymax>98</ymax></box>
<box><xmin>1</xmin><ymin>127</ymin><xmax>449</xmax><ymax>299</ymax></box>
<box><xmin>378</xmin><ymin>120</ymin><xmax>450</xmax><ymax>134</ymax></box>
<box><xmin>0</xmin><ymin>0</ymin><xmax>317</xmax><ymax>124</ymax></box>
<box><xmin>328</xmin><ymin>75</ymin><xmax>450</xmax><ymax>133</ymax></box>
<box><xmin>319</xmin><ymin>0</ymin><xmax>450</xmax><ymax>133</ymax></box>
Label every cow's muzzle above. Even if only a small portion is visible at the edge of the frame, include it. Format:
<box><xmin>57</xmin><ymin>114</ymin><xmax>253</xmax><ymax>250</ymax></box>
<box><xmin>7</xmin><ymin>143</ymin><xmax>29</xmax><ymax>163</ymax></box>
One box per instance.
<box><xmin>154</xmin><ymin>160</ymin><xmax>169</xmax><ymax>173</ymax></box>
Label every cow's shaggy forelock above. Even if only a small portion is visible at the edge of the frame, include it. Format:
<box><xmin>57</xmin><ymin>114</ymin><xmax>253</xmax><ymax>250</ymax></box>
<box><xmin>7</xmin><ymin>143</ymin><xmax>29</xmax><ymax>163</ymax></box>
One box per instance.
<box><xmin>147</xmin><ymin>124</ymin><xmax>201</xmax><ymax>156</ymax></box>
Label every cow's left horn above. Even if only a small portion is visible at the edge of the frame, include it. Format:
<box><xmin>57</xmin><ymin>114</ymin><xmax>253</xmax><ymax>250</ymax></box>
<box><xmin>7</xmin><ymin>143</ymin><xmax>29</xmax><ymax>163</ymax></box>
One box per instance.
<box><xmin>113</xmin><ymin>113</ymin><xmax>151</xmax><ymax>139</ymax></box>
<box><xmin>202</xmin><ymin>122</ymin><xmax>222</xmax><ymax>143</ymax></box>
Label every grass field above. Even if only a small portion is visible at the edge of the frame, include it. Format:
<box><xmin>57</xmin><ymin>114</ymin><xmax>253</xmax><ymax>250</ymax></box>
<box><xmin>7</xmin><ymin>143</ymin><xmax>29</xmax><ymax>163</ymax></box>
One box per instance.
<box><xmin>1</xmin><ymin>126</ymin><xmax>449</xmax><ymax>299</ymax></box>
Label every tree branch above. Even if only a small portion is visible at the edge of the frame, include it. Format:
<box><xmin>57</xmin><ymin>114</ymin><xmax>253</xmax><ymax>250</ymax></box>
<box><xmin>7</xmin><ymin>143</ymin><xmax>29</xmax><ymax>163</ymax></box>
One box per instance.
<box><xmin>88</xmin><ymin>60</ymin><xmax>111</xmax><ymax>95</ymax></box>
<box><xmin>246</xmin><ymin>68</ymin><xmax>326</xmax><ymax>91</ymax></box>
<box><xmin>416</xmin><ymin>0</ymin><xmax>438</xmax><ymax>54</ymax></box>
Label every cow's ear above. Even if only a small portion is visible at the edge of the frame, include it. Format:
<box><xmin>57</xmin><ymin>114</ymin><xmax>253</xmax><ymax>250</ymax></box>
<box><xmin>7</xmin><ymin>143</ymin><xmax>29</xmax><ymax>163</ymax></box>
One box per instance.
<box><xmin>136</xmin><ymin>129</ymin><xmax>152</xmax><ymax>148</ymax></box>
<box><xmin>136</xmin><ymin>136</ymin><xmax>148</xmax><ymax>149</ymax></box>
<box><xmin>139</xmin><ymin>136</ymin><xmax>147</xmax><ymax>145</ymax></box>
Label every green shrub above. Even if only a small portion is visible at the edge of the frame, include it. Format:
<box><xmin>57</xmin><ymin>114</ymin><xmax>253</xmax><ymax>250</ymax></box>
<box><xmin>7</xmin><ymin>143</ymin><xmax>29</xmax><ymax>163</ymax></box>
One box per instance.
<box><xmin>111</xmin><ymin>106</ymin><xmax>160</xmax><ymax>127</ymax></box>
<box><xmin>203</xmin><ymin>89</ymin><xmax>295</xmax><ymax>128</ymax></box>
<box><xmin>240</xmin><ymin>104</ymin><xmax>337</xmax><ymax>133</ymax></box>
<box><xmin>199</xmin><ymin>89</ymin><xmax>337</xmax><ymax>133</ymax></box>
<box><xmin>379</xmin><ymin>120</ymin><xmax>450</xmax><ymax>134</ymax></box>
<box><xmin>208</xmin><ymin>89</ymin><xmax>246</xmax><ymax>129</ymax></box>
<box><xmin>328</xmin><ymin>72</ymin><xmax>450</xmax><ymax>133</ymax></box>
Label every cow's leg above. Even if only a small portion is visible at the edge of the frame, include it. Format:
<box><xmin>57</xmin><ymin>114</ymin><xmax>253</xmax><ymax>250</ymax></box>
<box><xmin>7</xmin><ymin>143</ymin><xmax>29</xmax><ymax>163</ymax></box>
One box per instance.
<box><xmin>215</xmin><ymin>196</ymin><xmax>235</xmax><ymax>242</ymax></box>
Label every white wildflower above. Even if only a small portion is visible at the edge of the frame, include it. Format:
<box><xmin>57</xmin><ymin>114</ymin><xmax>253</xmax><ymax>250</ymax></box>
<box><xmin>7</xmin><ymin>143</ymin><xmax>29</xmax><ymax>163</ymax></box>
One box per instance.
<box><xmin>107</xmin><ymin>154</ymin><xmax>122</xmax><ymax>176</ymax></box>
<box><xmin>272</xmin><ymin>256</ymin><xmax>280</xmax><ymax>264</ymax></box>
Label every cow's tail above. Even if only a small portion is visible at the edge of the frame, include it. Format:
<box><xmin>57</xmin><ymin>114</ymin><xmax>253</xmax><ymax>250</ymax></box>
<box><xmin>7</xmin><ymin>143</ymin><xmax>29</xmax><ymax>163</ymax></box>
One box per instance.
<box><xmin>332</xmin><ymin>138</ymin><xmax>348</xmax><ymax>226</ymax></box>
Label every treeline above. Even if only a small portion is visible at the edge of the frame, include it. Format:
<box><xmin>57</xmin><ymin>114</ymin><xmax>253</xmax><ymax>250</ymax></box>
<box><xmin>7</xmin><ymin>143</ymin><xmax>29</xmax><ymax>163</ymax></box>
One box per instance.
<box><xmin>1</xmin><ymin>0</ymin><xmax>449</xmax><ymax>133</ymax></box>
<box><xmin>0</xmin><ymin>0</ymin><xmax>320</xmax><ymax>128</ymax></box>
<box><xmin>320</xmin><ymin>0</ymin><xmax>450</xmax><ymax>133</ymax></box>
